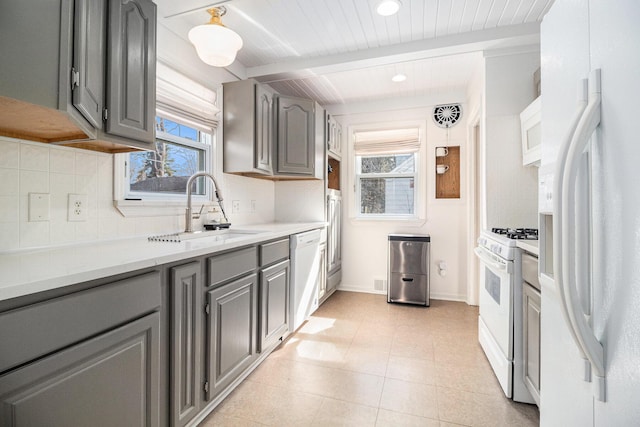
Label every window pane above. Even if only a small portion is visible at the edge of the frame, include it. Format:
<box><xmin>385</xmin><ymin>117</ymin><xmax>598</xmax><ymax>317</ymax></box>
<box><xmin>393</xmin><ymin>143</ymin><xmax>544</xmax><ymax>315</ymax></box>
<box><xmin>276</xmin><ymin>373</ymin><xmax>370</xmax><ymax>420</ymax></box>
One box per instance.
<box><xmin>360</xmin><ymin>154</ymin><xmax>414</xmax><ymax>174</ymax></box>
<box><xmin>360</xmin><ymin>177</ymin><xmax>415</xmax><ymax>214</ymax></box>
<box><xmin>155</xmin><ymin>117</ymin><xmax>199</xmax><ymax>141</ymax></box>
<box><xmin>129</xmin><ymin>141</ymin><xmax>205</xmax><ymax>194</ymax></box>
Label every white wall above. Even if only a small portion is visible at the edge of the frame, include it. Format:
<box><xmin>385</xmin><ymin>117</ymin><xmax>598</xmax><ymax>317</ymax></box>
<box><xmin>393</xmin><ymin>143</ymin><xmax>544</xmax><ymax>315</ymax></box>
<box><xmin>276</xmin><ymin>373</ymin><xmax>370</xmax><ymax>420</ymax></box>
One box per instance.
<box><xmin>483</xmin><ymin>49</ymin><xmax>540</xmax><ymax>229</ymax></box>
<box><xmin>337</xmin><ymin>104</ymin><xmax>470</xmax><ymax>301</ymax></box>
<box><xmin>0</xmin><ymin>137</ymin><xmax>275</xmax><ymax>251</ymax></box>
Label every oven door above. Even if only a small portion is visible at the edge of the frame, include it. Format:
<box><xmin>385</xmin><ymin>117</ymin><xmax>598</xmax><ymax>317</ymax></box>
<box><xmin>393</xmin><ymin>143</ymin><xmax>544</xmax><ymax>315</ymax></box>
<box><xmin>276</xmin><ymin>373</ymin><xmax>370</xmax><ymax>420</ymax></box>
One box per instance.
<box><xmin>475</xmin><ymin>245</ymin><xmax>514</xmax><ymax>396</ymax></box>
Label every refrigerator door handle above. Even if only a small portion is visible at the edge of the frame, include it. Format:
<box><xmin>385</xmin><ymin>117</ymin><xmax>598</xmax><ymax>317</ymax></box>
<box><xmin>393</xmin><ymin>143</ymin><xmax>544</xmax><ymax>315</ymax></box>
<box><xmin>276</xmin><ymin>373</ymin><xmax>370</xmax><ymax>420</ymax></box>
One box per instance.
<box><xmin>562</xmin><ymin>69</ymin><xmax>606</xmax><ymax>402</ymax></box>
<box><xmin>553</xmin><ymin>78</ymin><xmax>589</xmax><ymax>367</ymax></box>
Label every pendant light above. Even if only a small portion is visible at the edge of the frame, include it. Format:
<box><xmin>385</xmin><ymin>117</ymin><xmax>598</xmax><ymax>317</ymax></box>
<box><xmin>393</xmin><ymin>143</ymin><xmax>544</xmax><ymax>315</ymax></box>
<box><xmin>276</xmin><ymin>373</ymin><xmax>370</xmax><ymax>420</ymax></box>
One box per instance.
<box><xmin>188</xmin><ymin>6</ymin><xmax>243</xmax><ymax>67</ymax></box>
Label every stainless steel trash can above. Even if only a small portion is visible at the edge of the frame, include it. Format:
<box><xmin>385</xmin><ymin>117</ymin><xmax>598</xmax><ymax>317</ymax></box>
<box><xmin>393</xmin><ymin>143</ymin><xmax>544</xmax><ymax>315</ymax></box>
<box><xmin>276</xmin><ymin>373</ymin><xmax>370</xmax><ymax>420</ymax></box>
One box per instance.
<box><xmin>387</xmin><ymin>234</ymin><xmax>430</xmax><ymax>306</ymax></box>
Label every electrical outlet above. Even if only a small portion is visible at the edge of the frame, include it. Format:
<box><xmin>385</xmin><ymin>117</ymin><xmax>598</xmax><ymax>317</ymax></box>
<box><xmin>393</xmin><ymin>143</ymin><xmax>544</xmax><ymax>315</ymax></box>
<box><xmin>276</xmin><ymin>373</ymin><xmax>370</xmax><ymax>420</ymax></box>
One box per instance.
<box><xmin>232</xmin><ymin>200</ymin><xmax>240</xmax><ymax>214</ymax></box>
<box><xmin>68</xmin><ymin>194</ymin><xmax>88</xmax><ymax>222</ymax></box>
<box><xmin>251</xmin><ymin>200</ymin><xmax>256</xmax><ymax>213</ymax></box>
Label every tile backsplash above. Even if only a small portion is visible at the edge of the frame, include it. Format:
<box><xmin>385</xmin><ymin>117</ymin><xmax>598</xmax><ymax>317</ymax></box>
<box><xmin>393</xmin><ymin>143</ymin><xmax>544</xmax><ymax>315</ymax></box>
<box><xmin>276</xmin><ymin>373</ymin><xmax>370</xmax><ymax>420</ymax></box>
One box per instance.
<box><xmin>0</xmin><ymin>137</ymin><xmax>277</xmax><ymax>252</ymax></box>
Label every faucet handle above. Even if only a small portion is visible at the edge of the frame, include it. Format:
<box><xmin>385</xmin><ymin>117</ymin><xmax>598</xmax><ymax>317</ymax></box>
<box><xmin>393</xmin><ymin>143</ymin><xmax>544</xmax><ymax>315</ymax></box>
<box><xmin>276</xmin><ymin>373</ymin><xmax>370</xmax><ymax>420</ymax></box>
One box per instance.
<box><xmin>192</xmin><ymin>204</ymin><xmax>205</xmax><ymax>219</ymax></box>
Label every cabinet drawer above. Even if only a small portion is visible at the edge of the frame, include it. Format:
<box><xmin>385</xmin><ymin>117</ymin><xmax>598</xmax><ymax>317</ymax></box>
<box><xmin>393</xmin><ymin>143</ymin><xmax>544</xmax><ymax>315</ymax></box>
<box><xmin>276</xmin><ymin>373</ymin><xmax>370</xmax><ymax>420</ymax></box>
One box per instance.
<box><xmin>0</xmin><ymin>271</ymin><xmax>160</xmax><ymax>374</ymax></box>
<box><xmin>259</xmin><ymin>239</ymin><xmax>290</xmax><ymax>267</ymax></box>
<box><xmin>208</xmin><ymin>247</ymin><xmax>257</xmax><ymax>287</ymax></box>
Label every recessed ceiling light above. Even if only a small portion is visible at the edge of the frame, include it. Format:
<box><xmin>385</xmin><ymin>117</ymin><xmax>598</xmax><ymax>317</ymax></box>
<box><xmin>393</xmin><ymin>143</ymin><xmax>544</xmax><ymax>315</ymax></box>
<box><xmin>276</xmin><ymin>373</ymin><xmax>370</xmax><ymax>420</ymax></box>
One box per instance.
<box><xmin>392</xmin><ymin>73</ymin><xmax>407</xmax><ymax>82</ymax></box>
<box><xmin>376</xmin><ymin>0</ymin><xmax>401</xmax><ymax>16</ymax></box>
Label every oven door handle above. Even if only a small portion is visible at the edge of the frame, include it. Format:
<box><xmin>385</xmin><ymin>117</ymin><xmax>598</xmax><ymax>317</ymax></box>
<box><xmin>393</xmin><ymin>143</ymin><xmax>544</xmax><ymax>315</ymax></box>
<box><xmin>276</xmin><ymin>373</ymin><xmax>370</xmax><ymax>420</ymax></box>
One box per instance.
<box><xmin>474</xmin><ymin>247</ymin><xmax>509</xmax><ymax>272</ymax></box>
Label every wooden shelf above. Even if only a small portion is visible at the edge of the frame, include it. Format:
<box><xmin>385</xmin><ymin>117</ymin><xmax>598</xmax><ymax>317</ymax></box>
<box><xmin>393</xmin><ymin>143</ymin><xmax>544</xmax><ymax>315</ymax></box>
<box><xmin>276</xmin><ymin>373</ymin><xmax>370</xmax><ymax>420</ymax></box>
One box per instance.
<box><xmin>435</xmin><ymin>146</ymin><xmax>460</xmax><ymax>199</ymax></box>
<box><xmin>328</xmin><ymin>158</ymin><xmax>340</xmax><ymax>190</ymax></box>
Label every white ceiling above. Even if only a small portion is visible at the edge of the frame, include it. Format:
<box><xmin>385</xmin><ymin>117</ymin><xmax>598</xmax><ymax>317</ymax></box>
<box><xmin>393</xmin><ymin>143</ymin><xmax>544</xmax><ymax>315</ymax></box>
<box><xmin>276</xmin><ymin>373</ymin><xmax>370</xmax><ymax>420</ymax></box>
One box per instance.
<box><xmin>156</xmin><ymin>0</ymin><xmax>552</xmax><ymax>109</ymax></box>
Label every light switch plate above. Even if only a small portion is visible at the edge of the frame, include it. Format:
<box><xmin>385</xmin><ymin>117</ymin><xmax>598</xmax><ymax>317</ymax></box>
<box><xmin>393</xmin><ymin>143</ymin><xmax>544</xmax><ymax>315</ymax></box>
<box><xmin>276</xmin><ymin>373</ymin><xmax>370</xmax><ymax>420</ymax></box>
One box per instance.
<box><xmin>29</xmin><ymin>193</ymin><xmax>50</xmax><ymax>222</ymax></box>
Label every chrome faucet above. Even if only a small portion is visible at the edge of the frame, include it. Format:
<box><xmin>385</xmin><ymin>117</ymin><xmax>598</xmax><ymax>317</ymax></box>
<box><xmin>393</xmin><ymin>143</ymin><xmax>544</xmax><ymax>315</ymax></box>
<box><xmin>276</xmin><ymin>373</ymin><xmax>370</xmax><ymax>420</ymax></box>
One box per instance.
<box><xmin>185</xmin><ymin>172</ymin><xmax>228</xmax><ymax>233</ymax></box>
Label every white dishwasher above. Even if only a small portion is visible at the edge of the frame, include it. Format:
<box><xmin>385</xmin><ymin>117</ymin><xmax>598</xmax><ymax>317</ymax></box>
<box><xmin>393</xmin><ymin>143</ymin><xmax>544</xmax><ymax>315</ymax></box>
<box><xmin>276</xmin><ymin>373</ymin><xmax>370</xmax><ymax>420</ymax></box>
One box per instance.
<box><xmin>290</xmin><ymin>229</ymin><xmax>322</xmax><ymax>332</ymax></box>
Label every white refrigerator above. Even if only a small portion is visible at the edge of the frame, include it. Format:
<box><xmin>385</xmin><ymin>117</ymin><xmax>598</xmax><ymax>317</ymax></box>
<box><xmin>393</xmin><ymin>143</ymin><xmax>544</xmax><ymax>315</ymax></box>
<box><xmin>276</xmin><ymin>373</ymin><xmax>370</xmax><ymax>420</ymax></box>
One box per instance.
<box><xmin>539</xmin><ymin>1</ymin><xmax>640</xmax><ymax>425</ymax></box>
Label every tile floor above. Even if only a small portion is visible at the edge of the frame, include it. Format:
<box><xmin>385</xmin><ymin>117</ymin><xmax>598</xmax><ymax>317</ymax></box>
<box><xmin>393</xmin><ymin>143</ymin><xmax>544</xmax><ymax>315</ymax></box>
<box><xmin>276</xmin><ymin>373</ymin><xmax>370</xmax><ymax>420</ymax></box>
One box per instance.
<box><xmin>200</xmin><ymin>291</ymin><xmax>539</xmax><ymax>426</ymax></box>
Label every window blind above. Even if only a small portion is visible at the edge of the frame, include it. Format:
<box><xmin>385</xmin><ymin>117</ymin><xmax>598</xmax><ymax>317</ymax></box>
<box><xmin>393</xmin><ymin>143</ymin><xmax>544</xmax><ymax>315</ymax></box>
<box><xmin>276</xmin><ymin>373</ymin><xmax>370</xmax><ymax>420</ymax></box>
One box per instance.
<box><xmin>156</xmin><ymin>62</ymin><xmax>220</xmax><ymax>132</ymax></box>
<box><xmin>353</xmin><ymin>128</ymin><xmax>421</xmax><ymax>155</ymax></box>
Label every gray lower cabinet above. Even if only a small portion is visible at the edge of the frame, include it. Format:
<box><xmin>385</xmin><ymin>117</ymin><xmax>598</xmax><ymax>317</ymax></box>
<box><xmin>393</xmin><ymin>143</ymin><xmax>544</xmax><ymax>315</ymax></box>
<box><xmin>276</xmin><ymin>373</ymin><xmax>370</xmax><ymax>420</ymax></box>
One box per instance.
<box><xmin>523</xmin><ymin>282</ymin><xmax>541</xmax><ymax>405</ymax></box>
<box><xmin>0</xmin><ymin>312</ymin><xmax>160</xmax><ymax>427</ymax></box>
<box><xmin>206</xmin><ymin>274</ymin><xmax>258</xmax><ymax>400</ymax></box>
<box><xmin>170</xmin><ymin>262</ymin><xmax>202</xmax><ymax>427</ymax></box>
<box><xmin>259</xmin><ymin>259</ymin><xmax>290</xmax><ymax>352</ymax></box>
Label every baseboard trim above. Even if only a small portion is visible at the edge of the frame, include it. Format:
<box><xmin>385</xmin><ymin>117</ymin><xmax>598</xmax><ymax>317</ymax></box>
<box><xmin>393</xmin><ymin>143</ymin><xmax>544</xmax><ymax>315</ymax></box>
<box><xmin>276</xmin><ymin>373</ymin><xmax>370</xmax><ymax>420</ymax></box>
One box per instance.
<box><xmin>336</xmin><ymin>284</ymin><xmax>468</xmax><ymax>302</ymax></box>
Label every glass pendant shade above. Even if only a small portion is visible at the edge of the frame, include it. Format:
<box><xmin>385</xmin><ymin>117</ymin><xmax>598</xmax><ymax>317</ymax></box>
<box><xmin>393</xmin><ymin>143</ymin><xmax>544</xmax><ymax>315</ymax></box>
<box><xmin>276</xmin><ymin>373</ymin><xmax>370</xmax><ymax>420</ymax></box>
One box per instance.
<box><xmin>188</xmin><ymin>8</ymin><xmax>243</xmax><ymax>67</ymax></box>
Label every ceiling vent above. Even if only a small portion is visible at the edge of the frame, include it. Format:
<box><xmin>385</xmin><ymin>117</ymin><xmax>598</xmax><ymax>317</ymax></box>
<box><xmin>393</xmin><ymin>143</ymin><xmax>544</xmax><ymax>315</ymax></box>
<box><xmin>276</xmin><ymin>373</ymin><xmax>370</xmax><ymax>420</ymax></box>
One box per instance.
<box><xmin>432</xmin><ymin>104</ymin><xmax>462</xmax><ymax>128</ymax></box>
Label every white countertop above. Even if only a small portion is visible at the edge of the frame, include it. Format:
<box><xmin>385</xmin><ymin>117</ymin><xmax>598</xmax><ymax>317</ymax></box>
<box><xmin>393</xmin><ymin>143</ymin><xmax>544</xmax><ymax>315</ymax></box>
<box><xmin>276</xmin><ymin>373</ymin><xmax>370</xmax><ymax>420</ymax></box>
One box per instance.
<box><xmin>0</xmin><ymin>222</ymin><xmax>325</xmax><ymax>302</ymax></box>
<box><xmin>516</xmin><ymin>239</ymin><xmax>539</xmax><ymax>257</ymax></box>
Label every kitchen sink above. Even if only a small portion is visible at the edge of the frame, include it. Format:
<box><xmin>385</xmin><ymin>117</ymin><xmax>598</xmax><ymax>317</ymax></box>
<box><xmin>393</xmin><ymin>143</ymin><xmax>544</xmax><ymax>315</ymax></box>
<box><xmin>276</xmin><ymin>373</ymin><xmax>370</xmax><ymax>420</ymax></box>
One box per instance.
<box><xmin>148</xmin><ymin>229</ymin><xmax>265</xmax><ymax>243</ymax></box>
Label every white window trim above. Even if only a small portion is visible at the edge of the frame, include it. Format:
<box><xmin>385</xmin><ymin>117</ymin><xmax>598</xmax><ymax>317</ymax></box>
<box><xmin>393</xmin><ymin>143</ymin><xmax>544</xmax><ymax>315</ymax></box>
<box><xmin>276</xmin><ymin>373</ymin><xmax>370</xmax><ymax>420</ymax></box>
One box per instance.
<box><xmin>347</xmin><ymin>120</ymin><xmax>428</xmax><ymax>224</ymax></box>
<box><xmin>114</xmin><ymin>129</ymin><xmax>215</xmax><ymax>217</ymax></box>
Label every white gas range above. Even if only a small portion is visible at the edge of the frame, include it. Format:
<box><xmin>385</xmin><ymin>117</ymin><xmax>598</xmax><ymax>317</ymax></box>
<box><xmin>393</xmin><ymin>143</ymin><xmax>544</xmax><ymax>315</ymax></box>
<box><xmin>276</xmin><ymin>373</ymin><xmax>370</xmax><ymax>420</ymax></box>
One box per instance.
<box><xmin>475</xmin><ymin>228</ymin><xmax>537</xmax><ymax>405</ymax></box>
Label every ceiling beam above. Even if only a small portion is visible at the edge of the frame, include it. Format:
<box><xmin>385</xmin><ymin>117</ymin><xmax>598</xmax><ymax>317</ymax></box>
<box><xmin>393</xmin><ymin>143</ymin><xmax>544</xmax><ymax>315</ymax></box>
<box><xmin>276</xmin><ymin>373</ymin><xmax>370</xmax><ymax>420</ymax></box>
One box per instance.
<box><xmin>246</xmin><ymin>23</ymin><xmax>540</xmax><ymax>83</ymax></box>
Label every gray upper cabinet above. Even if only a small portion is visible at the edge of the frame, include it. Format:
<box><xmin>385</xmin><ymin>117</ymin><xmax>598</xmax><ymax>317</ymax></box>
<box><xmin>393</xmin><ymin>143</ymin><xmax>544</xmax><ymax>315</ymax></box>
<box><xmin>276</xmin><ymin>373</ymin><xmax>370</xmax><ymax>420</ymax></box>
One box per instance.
<box><xmin>255</xmin><ymin>84</ymin><xmax>275</xmax><ymax>174</ymax></box>
<box><xmin>0</xmin><ymin>0</ymin><xmax>156</xmax><ymax>153</ymax></box>
<box><xmin>275</xmin><ymin>95</ymin><xmax>315</xmax><ymax>176</ymax></box>
<box><xmin>105</xmin><ymin>0</ymin><xmax>156</xmax><ymax>145</ymax></box>
<box><xmin>170</xmin><ymin>262</ymin><xmax>202</xmax><ymax>427</ymax></box>
<box><xmin>223</xmin><ymin>79</ymin><xmax>275</xmax><ymax>176</ymax></box>
<box><xmin>327</xmin><ymin>114</ymin><xmax>342</xmax><ymax>159</ymax></box>
<box><xmin>223</xmin><ymin>80</ymin><xmax>323</xmax><ymax>179</ymax></box>
<box><xmin>72</xmin><ymin>0</ymin><xmax>107</xmax><ymax>129</ymax></box>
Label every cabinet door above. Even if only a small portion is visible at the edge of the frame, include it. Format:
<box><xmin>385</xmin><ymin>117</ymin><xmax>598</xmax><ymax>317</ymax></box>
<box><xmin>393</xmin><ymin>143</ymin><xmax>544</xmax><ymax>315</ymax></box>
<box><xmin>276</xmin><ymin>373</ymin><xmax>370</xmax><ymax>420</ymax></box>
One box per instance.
<box><xmin>327</xmin><ymin>193</ymin><xmax>342</xmax><ymax>274</ymax></box>
<box><xmin>170</xmin><ymin>262</ymin><xmax>202</xmax><ymax>427</ymax></box>
<box><xmin>72</xmin><ymin>0</ymin><xmax>106</xmax><ymax>129</ymax></box>
<box><xmin>255</xmin><ymin>84</ymin><xmax>274</xmax><ymax>174</ymax></box>
<box><xmin>0</xmin><ymin>312</ymin><xmax>160</xmax><ymax>427</ymax></box>
<box><xmin>259</xmin><ymin>260</ymin><xmax>289</xmax><ymax>352</ymax></box>
<box><xmin>523</xmin><ymin>283</ymin><xmax>541</xmax><ymax>405</ymax></box>
<box><xmin>317</xmin><ymin>242</ymin><xmax>328</xmax><ymax>301</ymax></box>
<box><xmin>206</xmin><ymin>274</ymin><xmax>257</xmax><ymax>400</ymax></box>
<box><xmin>106</xmin><ymin>0</ymin><xmax>156</xmax><ymax>144</ymax></box>
<box><xmin>327</xmin><ymin>115</ymin><xmax>342</xmax><ymax>158</ymax></box>
<box><xmin>276</xmin><ymin>95</ymin><xmax>315</xmax><ymax>175</ymax></box>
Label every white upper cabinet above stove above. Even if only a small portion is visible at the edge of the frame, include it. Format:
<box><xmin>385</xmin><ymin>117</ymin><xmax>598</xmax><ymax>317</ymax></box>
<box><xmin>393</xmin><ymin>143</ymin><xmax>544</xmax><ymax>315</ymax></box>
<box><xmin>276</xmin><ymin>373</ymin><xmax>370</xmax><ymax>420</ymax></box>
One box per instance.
<box><xmin>520</xmin><ymin>96</ymin><xmax>541</xmax><ymax>167</ymax></box>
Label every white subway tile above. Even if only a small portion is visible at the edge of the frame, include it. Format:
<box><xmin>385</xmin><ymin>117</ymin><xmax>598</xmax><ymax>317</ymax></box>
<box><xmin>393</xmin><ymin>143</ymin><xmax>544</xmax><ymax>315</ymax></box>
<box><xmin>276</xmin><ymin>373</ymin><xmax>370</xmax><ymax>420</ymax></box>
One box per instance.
<box><xmin>0</xmin><ymin>196</ymin><xmax>19</xmax><ymax>222</ymax></box>
<box><xmin>20</xmin><ymin>144</ymin><xmax>49</xmax><ymax>172</ymax></box>
<box><xmin>50</xmin><ymin>173</ymin><xmax>75</xmax><ymax>196</ymax></box>
<box><xmin>75</xmin><ymin>219</ymin><xmax>98</xmax><ymax>241</ymax></box>
<box><xmin>0</xmin><ymin>168</ymin><xmax>19</xmax><ymax>195</ymax></box>
<box><xmin>75</xmin><ymin>174</ymin><xmax>97</xmax><ymax>196</ymax></box>
<box><xmin>0</xmin><ymin>139</ymin><xmax>20</xmax><ymax>169</ymax></box>
<box><xmin>50</xmin><ymin>220</ymin><xmax>76</xmax><ymax>244</ymax></box>
<box><xmin>75</xmin><ymin>151</ymin><xmax>98</xmax><ymax>176</ymax></box>
<box><xmin>19</xmin><ymin>170</ymin><xmax>49</xmax><ymax>195</ymax></box>
<box><xmin>19</xmin><ymin>221</ymin><xmax>50</xmax><ymax>248</ymax></box>
<box><xmin>50</xmin><ymin>148</ymin><xmax>76</xmax><ymax>174</ymax></box>
<box><xmin>0</xmin><ymin>223</ymin><xmax>19</xmax><ymax>251</ymax></box>
<box><xmin>50</xmin><ymin>194</ymin><xmax>69</xmax><ymax>222</ymax></box>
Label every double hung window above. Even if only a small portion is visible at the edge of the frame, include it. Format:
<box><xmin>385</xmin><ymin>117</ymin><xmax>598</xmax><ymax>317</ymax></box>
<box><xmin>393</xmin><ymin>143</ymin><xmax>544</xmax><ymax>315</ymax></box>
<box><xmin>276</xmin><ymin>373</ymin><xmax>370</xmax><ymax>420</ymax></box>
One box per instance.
<box><xmin>125</xmin><ymin>116</ymin><xmax>212</xmax><ymax>200</ymax></box>
<box><xmin>353</xmin><ymin>127</ymin><xmax>422</xmax><ymax>219</ymax></box>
